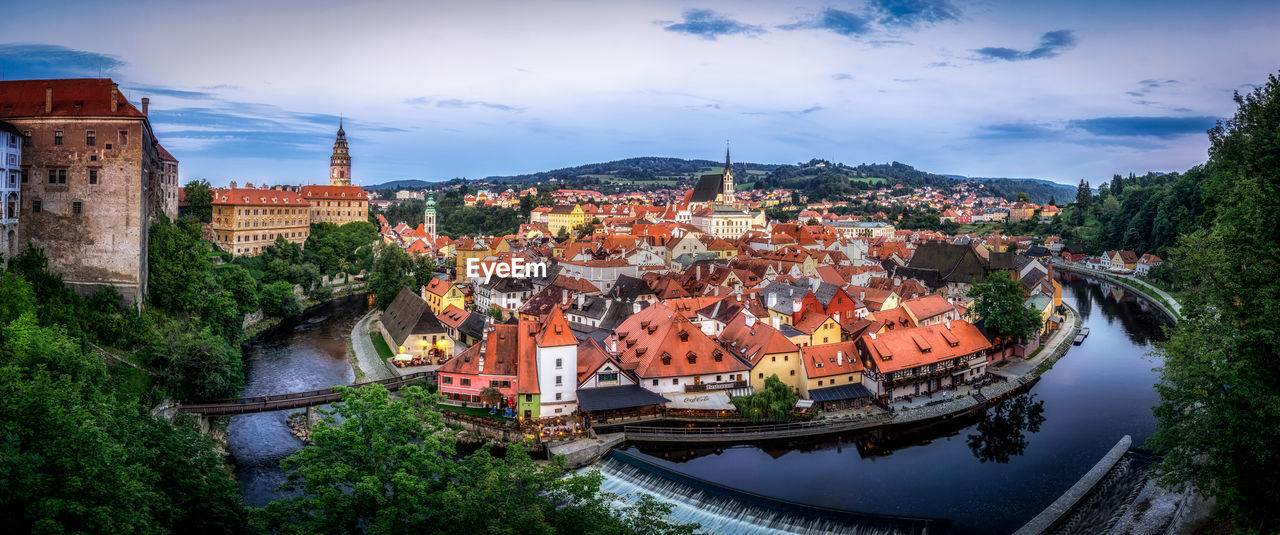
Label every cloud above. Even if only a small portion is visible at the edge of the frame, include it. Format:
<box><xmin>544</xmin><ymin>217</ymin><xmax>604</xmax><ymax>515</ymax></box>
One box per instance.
<box><xmin>0</xmin><ymin>43</ymin><xmax>125</xmax><ymax>79</ymax></box>
<box><xmin>974</xmin><ymin>122</ymin><xmax>1063</xmax><ymax>141</ymax></box>
<box><xmin>662</xmin><ymin>9</ymin><xmax>764</xmax><ymax>40</ymax></box>
<box><xmin>870</xmin><ymin>0</ymin><xmax>961</xmax><ymax>27</ymax></box>
<box><xmin>975</xmin><ymin>30</ymin><xmax>1077</xmax><ymax>61</ymax></box>
<box><xmin>404</xmin><ymin>97</ymin><xmax>523</xmax><ymax>112</ymax></box>
<box><xmin>832</xmin><ymin>73</ymin><xmax>853</xmax><ymax>81</ymax></box>
<box><xmin>779</xmin><ymin>8</ymin><xmax>874</xmax><ymax>37</ymax></box>
<box><xmin>125</xmin><ymin>84</ymin><xmax>218</xmax><ymax>100</ymax></box>
<box><xmin>742</xmin><ymin>106</ymin><xmax>824</xmax><ymax>116</ymax></box>
<box><xmin>1067</xmin><ymin>116</ymin><xmax>1218</xmax><ymax>138</ymax></box>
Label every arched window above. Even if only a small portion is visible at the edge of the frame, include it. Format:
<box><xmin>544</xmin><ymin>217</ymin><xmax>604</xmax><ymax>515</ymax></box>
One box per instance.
<box><xmin>4</xmin><ymin>193</ymin><xmax>15</xmax><ymax>220</ymax></box>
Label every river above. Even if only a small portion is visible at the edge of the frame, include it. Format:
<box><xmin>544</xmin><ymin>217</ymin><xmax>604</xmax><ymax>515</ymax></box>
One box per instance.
<box><xmin>230</xmin><ymin>277</ymin><xmax>1168</xmax><ymax>534</ymax></box>
<box><xmin>228</xmin><ymin>294</ymin><xmax>368</xmax><ymax>507</ymax></box>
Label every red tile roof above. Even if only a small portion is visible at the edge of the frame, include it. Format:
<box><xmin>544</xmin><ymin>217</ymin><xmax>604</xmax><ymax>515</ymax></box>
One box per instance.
<box><xmin>212</xmin><ymin>188</ymin><xmax>309</xmax><ymax>207</ymax></box>
<box><xmin>860</xmin><ymin>320</ymin><xmax>990</xmax><ymax>373</ymax></box>
<box><xmin>612</xmin><ymin>303</ymin><xmax>747</xmax><ymax>379</ymax></box>
<box><xmin>719</xmin><ymin>313</ymin><xmax>800</xmax><ymax>366</ymax></box>
<box><xmin>0</xmin><ymin>79</ymin><xmax>144</xmax><ymax>118</ymax></box>
<box><xmin>536</xmin><ymin>307</ymin><xmax>578</xmax><ymax>348</ymax></box>
<box><xmin>423</xmin><ymin>278</ymin><xmax>455</xmax><ymax>297</ymax></box>
<box><xmin>802</xmin><ymin>341</ymin><xmax>864</xmax><ymax>379</ymax></box>
<box><xmin>299</xmin><ymin>185</ymin><xmax>369</xmax><ymax>199</ymax></box>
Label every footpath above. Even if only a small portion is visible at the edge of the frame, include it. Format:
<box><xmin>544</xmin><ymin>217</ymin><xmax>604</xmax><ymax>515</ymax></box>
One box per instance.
<box><xmin>350</xmin><ymin>309</ymin><xmax>395</xmax><ymax>381</ymax></box>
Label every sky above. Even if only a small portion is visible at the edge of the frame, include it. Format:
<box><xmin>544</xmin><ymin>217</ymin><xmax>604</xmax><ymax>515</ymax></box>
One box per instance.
<box><xmin>1</xmin><ymin>0</ymin><xmax>1277</xmax><ymax>187</ymax></box>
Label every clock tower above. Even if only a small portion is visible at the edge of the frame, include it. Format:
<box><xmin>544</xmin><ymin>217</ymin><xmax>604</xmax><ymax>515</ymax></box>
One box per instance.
<box><xmin>330</xmin><ymin>118</ymin><xmax>351</xmax><ymax>186</ymax></box>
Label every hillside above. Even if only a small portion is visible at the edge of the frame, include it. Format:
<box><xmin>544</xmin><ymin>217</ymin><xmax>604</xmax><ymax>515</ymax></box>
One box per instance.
<box><xmin>946</xmin><ymin>175</ymin><xmax>1078</xmax><ymax>204</ymax></box>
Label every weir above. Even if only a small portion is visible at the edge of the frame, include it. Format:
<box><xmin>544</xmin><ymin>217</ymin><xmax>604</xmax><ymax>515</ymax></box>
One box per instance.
<box><xmin>588</xmin><ymin>449</ymin><xmax>942</xmax><ymax>535</ymax></box>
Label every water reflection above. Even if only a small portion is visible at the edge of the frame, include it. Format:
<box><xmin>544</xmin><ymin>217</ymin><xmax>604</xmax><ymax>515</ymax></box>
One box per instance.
<box><xmin>967</xmin><ymin>394</ymin><xmax>1046</xmax><ymax>464</ymax></box>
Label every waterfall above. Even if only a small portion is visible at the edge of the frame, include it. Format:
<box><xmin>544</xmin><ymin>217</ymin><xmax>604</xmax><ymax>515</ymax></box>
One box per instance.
<box><xmin>586</xmin><ymin>450</ymin><xmax>940</xmax><ymax>535</ymax></box>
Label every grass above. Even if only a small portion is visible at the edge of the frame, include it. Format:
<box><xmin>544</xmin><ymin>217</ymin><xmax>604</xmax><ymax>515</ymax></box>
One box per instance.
<box><xmin>370</xmin><ymin>332</ymin><xmax>395</xmax><ymax>360</ymax></box>
<box><xmin>1108</xmin><ymin>274</ymin><xmax>1181</xmax><ymax>320</ymax></box>
<box><xmin>443</xmin><ymin>404</ymin><xmax>512</xmax><ymax>422</ymax></box>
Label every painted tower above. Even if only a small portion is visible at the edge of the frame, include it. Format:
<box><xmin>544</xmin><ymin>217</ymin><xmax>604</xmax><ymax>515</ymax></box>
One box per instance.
<box><xmin>330</xmin><ymin>118</ymin><xmax>351</xmax><ymax>186</ymax></box>
<box><xmin>424</xmin><ymin>195</ymin><xmax>437</xmax><ymax>241</ymax></box>
<box><xmin>721</xmin><ymin>144</ymin><xmax>735</xmax><ymax>205</ymax></box>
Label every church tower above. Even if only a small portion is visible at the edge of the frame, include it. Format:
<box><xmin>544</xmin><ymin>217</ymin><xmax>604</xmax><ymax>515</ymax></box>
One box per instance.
<box><xmin>424</xmin><ymin>196</ymin><xmax>437</xmax><ymax>241</ymax></box>
<box><xmin>720</xmin><ymin>144</ymin><xmax>735</xmax><ymax>205</ymax></box>
<box><xmin>329</xmin><ymin>118</ymin><xmax>351</xmax><ymax>186</ymax></box>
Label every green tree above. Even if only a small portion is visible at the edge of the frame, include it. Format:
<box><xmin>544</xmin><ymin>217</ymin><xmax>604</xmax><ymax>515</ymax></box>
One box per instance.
<box><xmin>183</xmin><ymin>179</ymin><xmax>214</xmax><ymax>223</ymax></box>
<box><xmin>485</xmin><ymin>304</ymin><xmax>505</xmax><ymax>322</ymax></box>
<box><xmin>1074</xmin><ymin>179</ymin><xmax>1091</xmax><ymax>209</ymax></box>
<box><xmin>1047</xmin><ymin>195</ymin><xmax>1056</xmax><ymax>206</ymax></box>
<box><xmin>1016</xmin><ymin>192</ymin><xmax>1029</xmax><ymax>203</ymax></box>
<box><xmin>412</xmin><ymin>253</ymin><xmax>438</xmax><ymax>290</ymax></box>
<box><xmin>968</xmin><ymin>272</ymin><xmax>1041</xmax><ymax>346</ymax></box>
<box><xmin>148</xmin><ymin>216</ymin><xmax>214</xmax><ymax>312</ymax></box>
<box><xmin>478</xmin><ymin>385</ymin><xmax>503</xmax><ymax>407</ymax></box>
<box><xmin>215</xmin><ymin>263</ymin><xmax>260</xmax><ymax>315</ymax></box>
<box><xmin>1149</xmin><ymin>72</ymin><xmax>1280</xmax><ymax>529</ymax></box>
<box><xmin>260</xmin><ymin>280</ymin><xmax>302</xmax><ymax>318</ymax></box>
<box><xmin>368</xmin><ymin>244</ymin><xmax>414</xmax><ymax>310</ymax></box>
<box><xmin>730</xmin><ymin>374</ymin><xmax>797</xmax><ymax>422</ymax></box>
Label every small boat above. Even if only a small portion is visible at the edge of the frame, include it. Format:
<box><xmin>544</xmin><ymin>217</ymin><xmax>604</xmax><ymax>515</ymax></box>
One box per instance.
<box><xmin>1080</xmin><ymin>327</ymin><xmax>1091</xmax><ymax>337</ymax></box>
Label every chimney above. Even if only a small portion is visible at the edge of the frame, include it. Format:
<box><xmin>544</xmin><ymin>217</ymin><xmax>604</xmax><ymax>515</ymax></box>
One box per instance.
<box><xmin>230</xmin><ymin>180</ymin><xmax>238</xmax><ymax>189</ymax></box>
<box><xmin>633</xmin><ymin>301</ymin><xmax>642</xmax><ymax>314</ymax></box>
<box><xmin>834</xmin><ymin>312</ymin><xmax>841</xmax><ymax>323</ymax></box>
<box><xmin>110</xmin><ymin>83</ymin><xmax>119</xmax><ymax>113</ymax></box>
<box><xmin>837</xmin><ymin>351</ymin><xmax>844</xmax><ymax>366</ymax></box>
<box><xmin>771</xmin><ymin>316</ymin><xmax>780</xmax><ymax>329</ymax></box>
<box><xmin>140</xmin><ymin>97</ymin><xmax>149</xmax><ymax>116</ymax></box>
<box><xmin>44</xmin><ymin>86</ymin><xmax>52</xmax><ymax>113</ymax></box>
<box><xmin>767</xmin><ymin>293</ymin><xmax>777</xmax><ymax>307</ymax></box>
<box><xmin>611</xmin><ymin>337</ymin><xmax>617</xmax><ymax>353</ymax></box>
<box><xmin>576</xmin><ymin>293</ymin><xmax>584</xmax><ymax>309</ymax></box>
<box><xmin>793</xmin><ymin>299</ymin><xmax>802</xmax><ymax>314</ymax></box>
<box><xmin>870</xmin><ymin>332</ymin><xmax>877</xmax><ymax>340</ymax></box>
<box><xmin>945</xmin><ymin>320</ymin><xmax>951</xmax><ymax>330</ymax></box>
<box><xmin>246</xmin><ymin>182</ymin><xmax>254</xmax><ymax>189</ymax></box>
<box><xmin>421</xmin><ymin>285</ymin><xmax>428</xmax><ymax>300</ymax></box>
<box><xmin>478</xmin><ymin>353</ymin><xmax>485</xmax><ymax>374</ymax></box>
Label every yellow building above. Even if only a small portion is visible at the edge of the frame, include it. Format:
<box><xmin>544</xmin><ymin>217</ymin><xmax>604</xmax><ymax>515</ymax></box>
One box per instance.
<box><xmin>546</xmin><ymin>204</ymin><xmax>584</xmax><ymax>236</ymax></box>
<box><xmin>422</xmin><ymin>278</ymin><xmax>466</xmax><ymax>315</ymax></box>
<box><xmin>453</xmin><ymin>238</ymin><xmax>491</xmax><ymax>282</ymax></box>
<box><xmin>719</xmin><ymin>314</ymin><xmax>803</xmax><ymax>393</ymax></box>
<box><xmin>788</xmin><ymin>314</ymin><xmax>843</xmax><ymax>348</ymax></box>
<box><xmin>798</xmin><ymin>341</ymin><xmax>867</xmax><ymax>409</ymax></box>
<box><xmin>210</xmin><ymin>187</ymin><xmax>311</xmax><ymax>257</ymax></box>
<box><xmin>300</xmin><ymin>185</ymin><xmax>369</xmax><ymax>226</ymax></box>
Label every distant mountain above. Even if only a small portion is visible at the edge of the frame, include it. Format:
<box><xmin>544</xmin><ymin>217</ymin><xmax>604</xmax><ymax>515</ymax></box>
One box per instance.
<box><xmin>483</xmin><ymin>156</ymin><xmax>779</xmax><ymax>183</ymax></box>
<box><xmin>363</xmin><ymin>179</ymin><xmax>436</xmax><ymax>190</ymax></box>
<box><xmin>945</xmin><ymin>175</ymin><xmax>1077</xmax><ymax>205</ymax></box>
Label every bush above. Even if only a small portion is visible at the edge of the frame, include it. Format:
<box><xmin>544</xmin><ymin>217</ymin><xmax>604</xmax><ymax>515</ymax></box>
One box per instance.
<box><xmin>261</xmin><ymin>281</ymin><xmax>302</xmax><ymax>318</ymax></box>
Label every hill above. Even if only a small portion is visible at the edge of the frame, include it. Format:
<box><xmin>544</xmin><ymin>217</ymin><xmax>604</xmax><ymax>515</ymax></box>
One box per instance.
<box><xmin>363</xmin><ymin>179</ymin><xmax>436</xmax><ymax>190</ymax></box>
<box><xmin>945</xmin><ymin>175</ymin><xmax>1078</xmax><ymax>204</ymax></box>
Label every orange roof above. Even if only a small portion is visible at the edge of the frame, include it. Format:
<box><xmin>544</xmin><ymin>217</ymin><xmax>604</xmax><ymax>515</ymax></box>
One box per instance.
<box><xmin>0</xmin><ymin>78</ymin><xmax>144</xmax><ymax>118</ymax></box>
<box><xmin>155</xmin><ymin>143</ymin><xmax>178</xmax><ymax>162</ymax></box>
<box><xmin>860</xmin><ymin>320</ymin><xmax>991</xmax><ymax>373</ymax></box>
<box><xmin>612</xmin><ymin>303</ymin><xmax>747</xmax><ymax>379</ymax></box>
<box><xmin>437</xmin><ymin>305</ymin><xmax>469</xmax><ymax>330</ymax></box>
<box><xmin>423</xmin><ymin>278</ymin><xmax>455</xmax><ymax>297</ymax></box>
<box><xmin>801</xmin><ymin>341</ymin><xmax>864</xmax><ymax>379</ymax></box>
<box><xmin>719</xmin><ymin>313</ymin><xmax>799</xmax><ymax>366</ymax></box>
<box><xmin>299</xmin><ymin>185</ymin><xmax>369</xmax><ymax>199</ymax></box>
<box><xmin>537</xmin><ymin>308</ymin><xmax>578</xmax><ymax>348</ymax></box>
<box><xmin>212</xmin><ymin>188</ymin><xmax>309</xmax><ymax>207</ymax></box>
<box><xmin>516</xmin><ymin>319</ymin><xmax>541</xmax><ymax>394</ymax></box>
<box><xmin>901</xmin><ymin>294</ymin><xmax>953</xmax><ymax>322</ymax></box>
<box><xmin>439</xmin><ymin>323</ymin><xmax>520</xmax><ymax>378</ymax></box>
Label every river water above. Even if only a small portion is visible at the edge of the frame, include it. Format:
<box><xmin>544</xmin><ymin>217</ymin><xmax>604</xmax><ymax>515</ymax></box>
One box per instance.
<box><xmin>231</xmin><ymin>277</ymin><xmax>1168</xmax><ymax>534</ymax></box>
<box><xmin>228</xmin><ymin>294</ymin><xmax>367</xmax><ymax>507</ymax></box>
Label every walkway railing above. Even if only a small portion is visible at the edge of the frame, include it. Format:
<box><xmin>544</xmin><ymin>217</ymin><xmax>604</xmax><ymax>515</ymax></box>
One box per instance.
<box><xmin>177</xmin><ymin>371</ymin><xmax>436</xmax><ymax>415</ymax></box>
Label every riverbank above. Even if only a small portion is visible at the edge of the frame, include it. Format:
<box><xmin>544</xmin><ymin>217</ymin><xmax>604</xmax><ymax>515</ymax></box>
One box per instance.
<box><xmin>349</xmin><ymin>309</ymin><xmax>395</xmax><ymax>381</ymax></box>
<box><xmin>1052</xmin><ymin>261</ymin><xmax>1181</xmax><ymax>322</ymax></box>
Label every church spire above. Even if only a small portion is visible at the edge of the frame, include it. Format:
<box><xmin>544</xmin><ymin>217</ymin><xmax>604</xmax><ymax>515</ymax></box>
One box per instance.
<box><xmin>721</xmin><ymin>140</ymin><xmax>735</xmax><ymax>204</ymax></box>
<box><xmin>330</xmin><ymin>116</ymin><xmax>351</xmax><ymax>186</ymax></box>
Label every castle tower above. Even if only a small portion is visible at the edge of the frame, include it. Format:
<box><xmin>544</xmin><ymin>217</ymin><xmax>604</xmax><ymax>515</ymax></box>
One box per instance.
<box><xmin>329</xmin><ymin>118</ymin><xmax>351</xmax><ymax>186</ymax></box>
<box><xmin>424</xmin><ymin>195</ymin><xmax>437</xmax><ymax>241</ymax></box>
<box><xmin>721</xmin><ymin>143</ymin><xmax>735</xmax><ymax>205</ymax></box>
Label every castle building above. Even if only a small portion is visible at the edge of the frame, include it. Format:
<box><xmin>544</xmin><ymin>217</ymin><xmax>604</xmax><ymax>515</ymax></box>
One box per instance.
<box><xmin>209</xmin><ymin>184</ymin><xmax>311</xmax><ymax>256</ymax></box>
<box><xmin>0</xmin><ymin>78</ymin><xmax>168</xmax><ymax>305</ymax></box>
<box><xmin>1</xmin><ymin>121</ymin><xmax>22</xmax><ymax>260</ymax></box>
<box><xmin>687</xmin><ymin>146</ymin><xmax>737</xmax><ymax>207</ymax></box>
<box><xmin>299</xmin><ymin>120</ymin><xmax>368</xmax><ymax>226</ymax></box>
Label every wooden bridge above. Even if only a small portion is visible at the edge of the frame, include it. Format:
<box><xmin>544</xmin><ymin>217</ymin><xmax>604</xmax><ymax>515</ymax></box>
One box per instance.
<box><xmin>176</xmin><ymin>371</ymin><xmax>436</xmax><ymax>415</ymax></box>
<box><xmin>622</xmin><ymin>416</ymin><xmax>891</xmax><ymax>443</ymax></box>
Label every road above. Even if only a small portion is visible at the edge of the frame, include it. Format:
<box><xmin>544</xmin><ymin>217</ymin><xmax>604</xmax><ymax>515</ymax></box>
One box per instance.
<box><xmin>350</xmin><ymin>309</ymin><xmax>395</xmax><ymax>381</ymax></box>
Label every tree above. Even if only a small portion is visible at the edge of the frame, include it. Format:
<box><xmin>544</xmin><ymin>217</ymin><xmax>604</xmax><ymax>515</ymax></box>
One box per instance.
<box><xmin>1047</xmin><ymin>195</ymin><xmax>1056</xmax><ymax>206</ymax></box>
<box><xmin>478</xmin><ymin>385</ymin><xmax>503</xmax><ymax>407</ymax></box>
<box><xmin>1075</xmin><ymin>179</ymin><xmax>1091</xmax><ymax>210</ymax></box>
<box><xmin>556</xmin><ymin>226</ymin><xmax>570</xmax><ymax>241</ymax></box>
<box><xmin>253</xmin><ymin>384</ymin><xmax>697</xmax><ymax>535</ymax></box>
<box><xmin>1149</xmin><ymin>72</ymin><xmax>1280</xmax><ymax>529</ymax></box>
<box><xmin>730</xmin><ymin>374</ymin><xmax>797</xmax><ymax>422</ymax></box>
<box><xmin>412</xmin><ymin>253</ymin><xmax>438</xmax><ymax>290</ymax></box>
<box><xmin>1016</xmin><ymin>192</ymin><xmax>1029</xmax><ymax>203</ymax></box>
<box><xmin>260</xmin><ymin>280</ymin><xmax>302</xmax><ymax>318</ymax></box>
<box><xmin>368</xmin><ymin>244</ymin><xmax>414</xmax><ymax>310</ymax></box>
<box><xmin>183</xmin><ymin>179</ymin><xmax>213</xmax><ymax>223</ymax></box>
<box><xmin>214</xmin><ymin>263</ymin><xmax>259</xmax><ymax>315</ymax></box>
<box><xmin>968</xmin><ymin>272</ymin><xmax>1042</xmax><ymax>346</ymax></box>
<box><xmin>485</xmin><ymin>304</ymin><xmax>504</xmax><ymax>322</ymax></box>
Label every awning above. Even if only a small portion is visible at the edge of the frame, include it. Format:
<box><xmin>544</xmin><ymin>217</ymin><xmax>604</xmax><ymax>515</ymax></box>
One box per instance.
<box><xmin>664</xmin><ymin>391</ymin><xmax>735</xmax><ymax>411</ymax></box>
<box><xmin>1049</xmin><ymin>315</ymin><xmax>1064</xmax><ymax>323</ymax></box>
<box><xmin>728</xmin><ymin>387</ymin><xmax>754</xmax><ymax>398</ymax></box>
<box><xmin>394</xmin><ymin>354</ymin><xmax>413</xmax><ymax>362</ymax></box>
<box><xmin>795</xmin><ymin>399</ymin><xmax>815</xmax><ymax>409</ymax></box>
<box><xmin>808</xmin><ymin>383</ymin><xmax>873</xmax><ymax>403</ymax></box>
<box><xmin>576</xmin><ymin>385</ymin><xmax>670</xmax><ymax>412</ymax></box>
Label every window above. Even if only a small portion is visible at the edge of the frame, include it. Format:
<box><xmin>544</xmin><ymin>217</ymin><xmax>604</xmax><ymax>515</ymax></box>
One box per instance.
<box><xmin>598</xmin><ymin>372</ymin><xmax>618</xmax><ymax>383</ymax></box>
<box><xmin>20</xmin><ymin>169</ymin><xmax>28</xmax><ymax>183</ymax></box>
<box><xmin>72</xmin><ymin>201</ymin><xmax>82</xmax><ymax>215</ymax></box>
<box><xmin>554</xmin><ymin>393</ymin><xmax>562</xmax><ymax>401</ymax></box>
<box><xmin>460</xmin><ymin>378</ymin><xmax>471</xmax><ymax>387</ymax></box>
<box><xmin>31</xmin><ymin>199</ymin><xmax>41</xmax><ymax>213</ymax></box>
<box><xmin>22</xmin><ymin>131</ymin><xmax>31</xmax><ymax>145</ymax></box>
<box><xmin>47</xmin><ymin>168</ymin><xmax>66</xmax><ymax>184</ymax></box>
<box><xmin>652</xmin><ymin>379</ymin><xmax>659</xmax><ymax>386</ymax></box>
<box><xmin>818</xmin><ymin>380</ymin><xmax>824</xmax><ymax>386</ymax></box>
<box><xmin>53</xmin><ymin>131</ymin><xmax>63</xmax><ymax>146</ymax></box>
<box><xmin>555</xmin><ymin>358</ymin><xmax>562</xmax><ymax>369</ymax></box>
<box><xmin>672</xmin><ymin>378</ymin><xmax>679</xmax><ymax>385</ymax></box>
<box><xmin>525</xmin><ymin>394</ymin><xmax>532</xmax><ymax>402</ymax></box>
<box><xmin>89</xmin><ymin>169</ymin><xmax>98</xmax><ymax>185</ymax></box>
<box><xmin>790</xmin><ymin>370</ymin><xmax>796</xmax><ymax>376</ymax></box>
<box><xmin>118</xmin><ymin>130</ymin><xmax>128</xmax><ymax>147</ymax></box>
<box><xmin>7</xmin><ymin>134</ymin><xmax>15</xmax><ymax>147</ymax></box>
<box><xmin>85</xmin><ymin>131</ymin><xmax>95</xmax><ymax>146</ymax></box>
<box><xmin>554</xmin><ymin>376</ymin><xmax>562</xmax><ymax>386</ymax></box>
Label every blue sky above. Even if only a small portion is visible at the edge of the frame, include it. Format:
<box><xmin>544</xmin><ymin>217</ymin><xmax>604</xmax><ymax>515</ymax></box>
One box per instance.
<box><xmin>1</xmin><ymin>0</ymin><xmax>1276</xmax><ymax>187</ymax></box>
